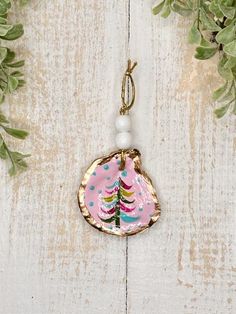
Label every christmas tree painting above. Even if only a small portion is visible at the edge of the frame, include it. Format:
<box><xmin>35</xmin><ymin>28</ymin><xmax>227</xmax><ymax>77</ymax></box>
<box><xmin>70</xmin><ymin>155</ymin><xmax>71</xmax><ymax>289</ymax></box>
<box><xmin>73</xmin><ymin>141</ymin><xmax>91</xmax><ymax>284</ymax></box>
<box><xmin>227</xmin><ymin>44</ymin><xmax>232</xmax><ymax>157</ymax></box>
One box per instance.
<box><xmin>99</xmin><ymin>177</ymin><xmax>140</xmax><ymax>228</ymax></box>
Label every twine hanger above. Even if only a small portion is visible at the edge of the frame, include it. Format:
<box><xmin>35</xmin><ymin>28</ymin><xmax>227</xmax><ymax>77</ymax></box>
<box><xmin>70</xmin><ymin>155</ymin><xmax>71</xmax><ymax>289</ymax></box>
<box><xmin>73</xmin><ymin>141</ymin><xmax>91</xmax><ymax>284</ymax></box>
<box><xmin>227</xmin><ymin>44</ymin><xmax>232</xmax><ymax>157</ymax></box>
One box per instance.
<box><xmin>119</xmin><ymin>59</ymin><xmax>137</xmax><ymax>171</ymax></box>
<box><xmin>120</xmin><ymin>59</ymin><xmax>137</xmax><ymax>115</ymax></box>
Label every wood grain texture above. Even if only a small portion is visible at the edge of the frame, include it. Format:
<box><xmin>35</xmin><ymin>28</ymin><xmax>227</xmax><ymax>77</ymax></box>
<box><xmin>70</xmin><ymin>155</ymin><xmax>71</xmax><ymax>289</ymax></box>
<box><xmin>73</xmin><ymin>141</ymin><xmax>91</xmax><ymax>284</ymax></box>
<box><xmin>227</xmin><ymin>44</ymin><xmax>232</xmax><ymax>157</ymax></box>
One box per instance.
<box><xmin>128</xmin><ymin>1</ymin><xmax>236</xmax><ymax>314</ymax></box>
<box><xmin>1</xmin><ymin>1</ymin><xmax>129</xmax><ymax>313</ymax></box>
<box><xmin>0</xmin><ymin>1</ymin><xmax>235</xmax><ymax>313</ymax></box>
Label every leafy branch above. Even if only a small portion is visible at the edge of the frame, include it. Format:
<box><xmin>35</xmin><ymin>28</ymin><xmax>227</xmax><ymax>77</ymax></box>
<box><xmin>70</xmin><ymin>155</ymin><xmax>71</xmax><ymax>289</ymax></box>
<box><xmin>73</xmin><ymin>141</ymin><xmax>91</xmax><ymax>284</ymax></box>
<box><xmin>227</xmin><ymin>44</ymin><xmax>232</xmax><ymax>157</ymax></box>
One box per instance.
<box><xmin>0</xmin><ymin>0</ymin><xmax>29</xmax><ymax>175</ymax></box>
<box><xmin>153</xmin><ymin>0</ymin><xmax>236</xmax><ymax>118</ymax></box>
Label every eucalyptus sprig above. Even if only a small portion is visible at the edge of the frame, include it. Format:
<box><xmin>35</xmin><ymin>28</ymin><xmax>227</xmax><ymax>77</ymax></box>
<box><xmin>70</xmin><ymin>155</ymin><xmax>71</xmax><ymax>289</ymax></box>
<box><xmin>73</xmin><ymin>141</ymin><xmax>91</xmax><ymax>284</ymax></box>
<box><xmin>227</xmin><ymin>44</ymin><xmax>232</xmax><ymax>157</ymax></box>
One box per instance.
<box><xmin>0</xmin><ymin>0</ymin><xmax>29</xmax><ymax>176</ymax></box>
<box><xmin>153</xmin><ymin>0</ymin><xmax>236</xmax><ymax>118</ymax></box>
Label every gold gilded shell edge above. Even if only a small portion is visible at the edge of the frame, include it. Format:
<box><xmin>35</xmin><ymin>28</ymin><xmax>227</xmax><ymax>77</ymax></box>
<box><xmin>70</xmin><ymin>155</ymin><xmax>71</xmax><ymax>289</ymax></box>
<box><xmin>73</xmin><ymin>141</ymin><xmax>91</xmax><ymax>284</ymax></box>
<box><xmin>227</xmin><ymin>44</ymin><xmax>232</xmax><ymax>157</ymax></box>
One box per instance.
<box><xmin>78</xmin><ymin>148</ymin><xmax>161</xmax><ymax>237</ymax></box>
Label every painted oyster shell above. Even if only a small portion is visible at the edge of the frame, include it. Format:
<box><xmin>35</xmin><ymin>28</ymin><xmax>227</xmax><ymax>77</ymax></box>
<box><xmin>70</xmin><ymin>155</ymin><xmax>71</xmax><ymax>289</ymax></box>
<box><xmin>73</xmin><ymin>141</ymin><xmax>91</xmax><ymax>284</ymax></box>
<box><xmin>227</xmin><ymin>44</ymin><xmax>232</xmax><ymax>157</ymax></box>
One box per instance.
<box><xmin>78</xmin><ymin>149</ymin><xmax>160</xmax><ymax>236</ymax></box>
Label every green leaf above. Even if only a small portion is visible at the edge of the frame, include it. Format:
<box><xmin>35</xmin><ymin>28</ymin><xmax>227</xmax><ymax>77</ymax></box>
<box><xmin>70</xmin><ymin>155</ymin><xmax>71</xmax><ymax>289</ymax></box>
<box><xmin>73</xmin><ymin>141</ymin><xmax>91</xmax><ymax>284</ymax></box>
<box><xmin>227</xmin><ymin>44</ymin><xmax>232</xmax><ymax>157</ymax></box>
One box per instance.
<box><xmin>4</xmin><ymin>49</ymin><xmax>15</xmax><ymax>63</ymax></box>
<box><xmin>8</xmin><ymin>151</ymin><xmax>30</xmax><ymax>176</ymax></box>
<box><xmin>0</xmin><ymin>135</ymin><xmax>3</xmax><ymax>148</ymax></box>
<box><xmin>7</xmin><ymin>60</ymin><xmax>25</xmax><ymax>68</ymax></box>
<box><xmin>171</xmin><ymin>2</ymin><xmax>192</xmax><ymax>16</ymax></box>
<box><xmin>0</xmin><ymin>142</ymin><xmax>7</xmax><ymax>159</ymax></box>
<box><xmin>11</xmin><ymin>151</ymin><xmax>30</xmax><ymax>159</ymax></box>
<box><xmin>219</xmin><ymin>3</ymin><xmax>236</xmax><ymax>20</ymax></box>
<box><xmin>20</xmin><ymin>0</ymin><xmax>29</xmax><ymax>5</ymax></box>
<box><xmin>216</xmin><ymin>21</ymin><xmax>236</xmax><ymax>44</ymax></box>
<box><xmin>162</xmin><ymin>6</ymin><xmax>171</xmax><ymax>18</ymax></box>
<box><xmin>0</xmin><ymin>112</ymin><xmax>9</xmax><ymax>123</ymax></box>
<box><xmin>8</xmin><ymin>163</ymin><xmax>16</xmax><ymax>176</ymax></box>
<box><xmin>188</xmin><ymin>22</ymin><xmax>201</xmax><ymax>44</ymax></box>
<box><xmin>0</xmin><ymin>1</ymin><xmax>11</xmax><ymax>16</ymax></box>
<box><xmin>0</xmin><ymin>17</ymin><xmax>7</xmax><ymax>24</ymax></box>
<box><xmin>218</xmin><ymin>55</ymin><xmax>234</xmax><ymax>80</ymax></box>
<box><xmin>214</xmin><ymin>103</ymin><xmax>231</xmax><ymax>118</ymax></box>
<box><xmin>209</xmin><ymin>0</ymin><xmax>224</xmax><ymax>19</ymax></box>
<box><xmin>8</xmin><ymin>75</ymin><xmax>18</xmax><ymax>92</ymax></box>
<box><xmin>224</xmin><ymin>56</ymin><xmax>236</xmax><ymax>69</ymax></box>
<box><xmin>10</xmin><ymin>71</ymin><xmax>24</xmax><ymax>77</ymax></box>
<box><xmin>185</xmin><ymin>0</ymin><xmax>194</xmax><ymax>10</ymax></box>
<box><xmin>200</xmin><ymin>36</ymin><xmax>212</xmax><ymax>47</ymax></box>
<box><xmin>0</xmin><ymin>47</ymin><xmax>7</xmax><ymax>64</ymax></box>
<box><xmin>0</xmin><ymin>92</ymin><xmax>5</xmax><ymax>104</ymax></box>
<box><xmin>195</xmin><ymin>46</ymin><xmax>218</xmax><ymax>60</ymax></box>
<box><xmin>2</xmin><ymin>126</ymin><xmax>28</xmax><ymax>139</ymax></box>
<box><xmin>152</xmin><ymin>1</ymin><xmax>165</xmax><ymax>15</ymax></box>
<box><xmin>224</xmin><ymin>18</ymin><xmax>234</xmax><ymax>26</ymax></box>
<box><xmin>2</xmin><ymin>24</ymin><xmax>23</xmax><ymax>40</ymax></box>
<box><xmin>231</xmin><ymin>66</ymin><xmax>236</xmax><ymax>78</ymax></box>
<box><xmin>17</xmin><ymin>79</ymin><xmax>26</xmax><ymax>87</ymax></box>
<box><xmin>161</xmin><ymin>0</ymin><xmax>172</xmax><ymax>18</ymax></box>
<box><xmin>0</xmin><ymin>14</ymin><xmax>8</xmax><ymax>19</ymax></box>
<box><xmin>224</xmin><ymin>39</ymin><xmax>236</xmax><ymax>57</ymax></box>
<box><xmin>200</xmin><ymin>8</ymin><xmax>221</xmax><ymax>31</ymax></box>
<box><xmin>0</xmin><ymin>24</ymin><xmax>12</xmax><ymax>36</ymax></box>
<box><xmin>232</xmin><ymin>100</ymin><xmax>236</xmax><ymax>114</ymax></box>
<box><xmin>212</xmin><ymin>82</ymin><xmax>228</xmax><ymax>100</ymax></box>
<box><xmin>219</xmin><ymin>90</ymin><xmax>234</xmax><ymax>103</ymax></box>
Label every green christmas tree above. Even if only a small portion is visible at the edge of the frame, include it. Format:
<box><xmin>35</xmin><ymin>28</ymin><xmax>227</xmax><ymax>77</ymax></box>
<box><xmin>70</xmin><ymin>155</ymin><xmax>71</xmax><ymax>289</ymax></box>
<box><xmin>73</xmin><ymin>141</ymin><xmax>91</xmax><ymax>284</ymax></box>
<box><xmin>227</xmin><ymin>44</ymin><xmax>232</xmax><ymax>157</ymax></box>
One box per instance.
<box><xmin>99</xmin><ymin>177</ymin><xmax>140</xmax><ymax>228</ymax></box>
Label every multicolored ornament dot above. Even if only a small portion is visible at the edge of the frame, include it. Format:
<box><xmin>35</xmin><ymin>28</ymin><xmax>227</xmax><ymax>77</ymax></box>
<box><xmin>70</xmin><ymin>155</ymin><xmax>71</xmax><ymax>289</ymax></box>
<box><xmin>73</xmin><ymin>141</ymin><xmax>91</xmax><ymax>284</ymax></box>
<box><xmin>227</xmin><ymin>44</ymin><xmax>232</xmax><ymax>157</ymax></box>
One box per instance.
<box><xmin>121</xmin><ymin>169</ymin><xmax>127</xmax><ymax>177</ymax></box>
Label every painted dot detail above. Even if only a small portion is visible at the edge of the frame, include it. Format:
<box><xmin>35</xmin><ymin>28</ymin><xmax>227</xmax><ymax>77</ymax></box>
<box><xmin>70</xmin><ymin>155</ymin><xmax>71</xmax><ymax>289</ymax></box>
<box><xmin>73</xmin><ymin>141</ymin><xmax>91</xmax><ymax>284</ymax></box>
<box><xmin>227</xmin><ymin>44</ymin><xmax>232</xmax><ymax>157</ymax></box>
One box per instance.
<box><xmin>89</xmin><ymin>185</ymin><xmax>95</xmax><ymax>191</ymax></box>
<box><xmin>92</xmin><ymin>171</ymin><xmax>96</xmax><ymax>176</ymax></box>
<box><xmin>103</xmin><ymin>164</ymin><xmax>109</xmax><ymax>170</ymax></box>
<box><xmin>89</xmin><ymin>201</ymin><xmax>94</xmax><ymax>207</ymax></box>
<box><xmin>138</xmin><ymin>207</ymin><xmax>143</xmax><ymax>212</ymax></box>
<box><xmin>98</xmin><ymin>190</ymin><xmax>102</xmax><ymax>194</ymax></box>
<box><xmin>106</xmin><ymin>176</ymin><xmax>111</xmax><ymax>180</ymax></box>
<box><xmin>121</xmin><ymin>170</ymin><xmax>127</xmax><ymax>177</ymax></box>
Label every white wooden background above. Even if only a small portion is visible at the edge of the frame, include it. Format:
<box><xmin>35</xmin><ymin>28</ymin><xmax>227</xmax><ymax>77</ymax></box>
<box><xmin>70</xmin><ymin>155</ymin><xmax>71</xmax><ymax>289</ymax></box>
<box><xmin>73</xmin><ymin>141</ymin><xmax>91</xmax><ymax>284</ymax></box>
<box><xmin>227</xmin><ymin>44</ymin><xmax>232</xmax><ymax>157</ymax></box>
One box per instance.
<box><xmin>0</xmin><ymin>1</ymin><xmax>235</xmax><ymax>313</ymax></box>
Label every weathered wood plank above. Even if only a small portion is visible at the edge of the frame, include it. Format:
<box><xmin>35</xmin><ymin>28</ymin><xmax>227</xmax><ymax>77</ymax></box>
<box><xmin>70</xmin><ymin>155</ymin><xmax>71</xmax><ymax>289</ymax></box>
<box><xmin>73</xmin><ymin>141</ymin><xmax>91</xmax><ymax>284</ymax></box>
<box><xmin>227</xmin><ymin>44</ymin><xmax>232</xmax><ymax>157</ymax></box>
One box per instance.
<box><xmin>0</xmin><ymin>1</ymin><xmax>129</xmax><ymax>313</ymax></box>
<box><xmin>127</xmin><ymin>1</ymin><xmax>236</xmax><ymax>313</ymax></box>
<box><xmin>0</xmin><ymin>1</ymin><xmax>235</xmax><ymax>313</ymax></box>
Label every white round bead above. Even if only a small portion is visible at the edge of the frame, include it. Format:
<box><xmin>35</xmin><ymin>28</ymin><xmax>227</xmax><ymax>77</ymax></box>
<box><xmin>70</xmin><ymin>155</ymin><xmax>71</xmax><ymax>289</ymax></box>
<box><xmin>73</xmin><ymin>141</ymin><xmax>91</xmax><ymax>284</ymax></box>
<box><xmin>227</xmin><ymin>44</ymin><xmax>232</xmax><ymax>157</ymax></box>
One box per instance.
<box><xmin>115</xmin><ymin>115</ymin><xmax>131</xmax><ymax>132</ymax></box>
<box><xmin>116</xmin><ymin>132</ymin><xmax>132</xmax><ymax>149</ymax></box>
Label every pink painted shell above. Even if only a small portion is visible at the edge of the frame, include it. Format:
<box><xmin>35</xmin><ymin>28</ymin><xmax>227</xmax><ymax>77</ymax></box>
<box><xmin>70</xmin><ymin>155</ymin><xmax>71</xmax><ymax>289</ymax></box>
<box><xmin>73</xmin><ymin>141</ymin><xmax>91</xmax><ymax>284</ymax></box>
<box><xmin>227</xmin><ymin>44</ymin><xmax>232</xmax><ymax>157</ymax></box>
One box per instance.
<box><xmin>78</xmin><ymin>149</ymin><xmax>160</xmax><ymax>236</ymax></box>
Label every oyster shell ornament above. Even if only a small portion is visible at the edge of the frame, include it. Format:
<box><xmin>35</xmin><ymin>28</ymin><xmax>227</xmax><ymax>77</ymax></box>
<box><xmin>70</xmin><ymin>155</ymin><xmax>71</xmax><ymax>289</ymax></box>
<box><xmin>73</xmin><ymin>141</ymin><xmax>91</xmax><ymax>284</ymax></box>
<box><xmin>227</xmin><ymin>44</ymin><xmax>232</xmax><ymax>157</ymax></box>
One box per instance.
<box><xmin>78</xmin><ymin>60</ymin><xmax>161</xmax><ymax>236</ymax></box>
